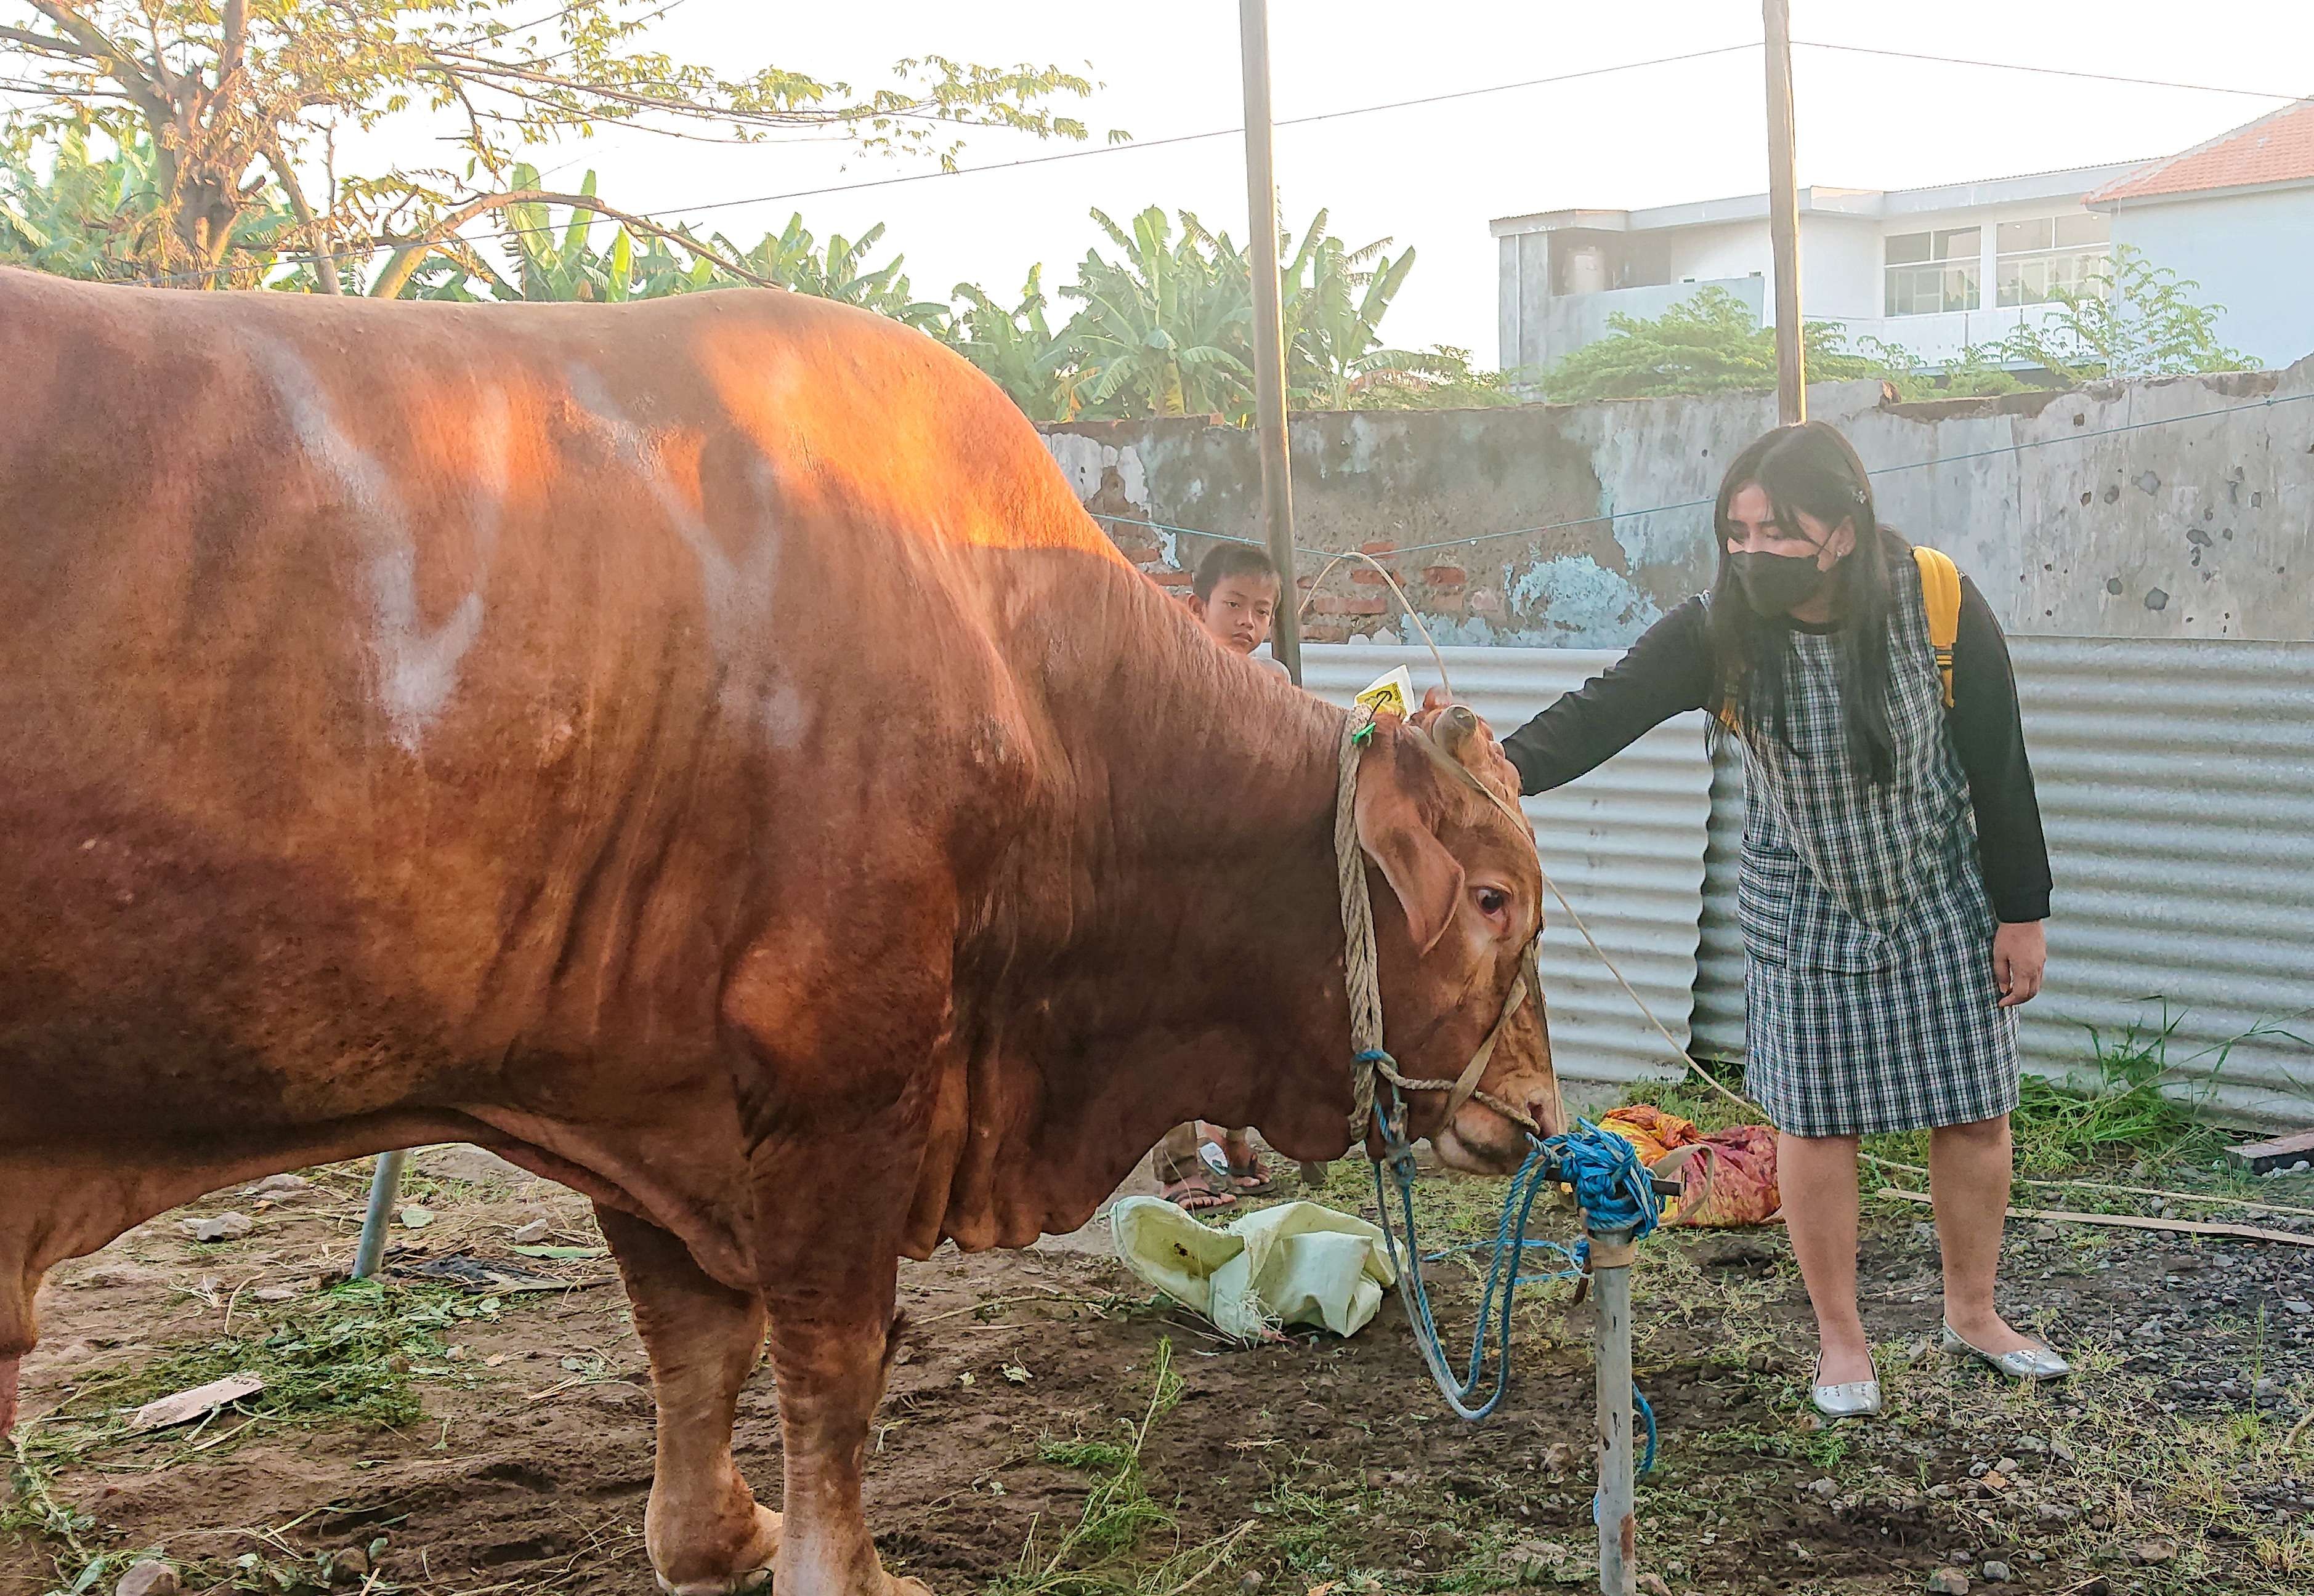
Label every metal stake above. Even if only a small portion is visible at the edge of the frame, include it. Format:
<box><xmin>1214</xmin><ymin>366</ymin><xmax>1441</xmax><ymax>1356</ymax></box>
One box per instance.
<box><xmin>1237</xmin><ymin>0</ymin><xmax>1303</xmax><ymax>683</ymax></box>
<box><xmin>1588</xmin><ymin>1223</ymin><xmax>1638</xmax><ymax>1596</ymax></box>
<box><xmin>1763</xmin><ymin>0</ymin><xmax>1806</xmax><ymax>424</ymax></box>
<box><xmin>352</xmin><ymin>1149</ymin><xmax>408</xmax><ymax>1281</ymax></box>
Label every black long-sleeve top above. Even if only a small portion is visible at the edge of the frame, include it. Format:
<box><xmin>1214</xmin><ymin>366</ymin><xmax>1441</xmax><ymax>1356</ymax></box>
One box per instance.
<box><xmin>1500</xmin><ymin>583</ymin><xmax>2053</xmax><ymax>923</ymax></box>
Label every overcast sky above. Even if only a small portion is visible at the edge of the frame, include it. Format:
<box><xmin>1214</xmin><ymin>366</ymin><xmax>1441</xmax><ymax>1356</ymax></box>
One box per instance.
<box><xmin>28</xmin><ymin>0</ymin><xmax>2302</xmax><ymax>359</ymax></box>
<box><xmin>506</xmin><ymin>0</ymin><xmax>2310</xmax><ymax>363</ymax></box>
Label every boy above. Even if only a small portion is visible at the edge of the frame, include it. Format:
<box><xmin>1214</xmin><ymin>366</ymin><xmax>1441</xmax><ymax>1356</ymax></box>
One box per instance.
<box><xmin>1150</xmin><ymin>544</ymin><xmax>1296</xmax><ymax>1210</ymax></box>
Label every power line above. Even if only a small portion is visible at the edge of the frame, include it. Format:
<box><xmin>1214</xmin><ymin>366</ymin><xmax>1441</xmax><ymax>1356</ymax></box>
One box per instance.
<box><xmin>1090</xmin><ymin>385</ymin><xmax>2314</xmax><ymax>563</ymax></box>
<box><xmin>1792</xmin><ymin>39</ymin><xmax>2313</xmax><ymax>103</ymax></box>
<box><xmin>105</xmin><ymin>42</ymin><xmax>1760</xmax><ymax>290</ymax></box>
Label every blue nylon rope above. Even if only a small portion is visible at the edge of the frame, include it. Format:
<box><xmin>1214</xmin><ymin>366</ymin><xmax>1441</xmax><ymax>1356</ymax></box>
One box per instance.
<box><xmin>1373</xmin><ymin>1102</ymin><xmax>1662</xmax><ymax>1472</ymax></box>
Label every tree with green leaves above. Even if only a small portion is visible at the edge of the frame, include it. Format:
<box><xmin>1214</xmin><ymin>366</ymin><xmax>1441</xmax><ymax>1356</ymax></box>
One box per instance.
<box><xmin>1060</xmin><ymin>206</ymin><xmax>1255</xmax><ymax>420</ymax></box>
<box><xmin>2</xmin><ymin>122</ymin><xmax>288</xmax><ymax>283</ymax></box>
<box><xmin>0</xmin><ymin>1</ymin><xmax>1106</xmax><ymax>292</ymax></box>
<box><xmin>1277</xmin><ymin>210</ymin><xmax>1475</xmax><ymax>410</ymax></box>
<box><xmin>1341</xmin><ymin>345</ymin><xmax>1521</xmax><ymax>410</ymax></box>
<box><xmin>952</xmin><ymin>266</ymin><xmax>1086</xmax><ymax>422</ymax></box>
<box><xmin>1536</xmin><ymin>286</ymin><xmax>1898</xmax><ymax>403</ymax></box>
<box><xmin>709</xmin><ymin>214</ymin><xmax>950</xmax><ymax>334</ymax></box>
<box><xmin>1996</xmin><ymin>245</ymin><xmax>2254</xmax><ymax>384</ymax></box>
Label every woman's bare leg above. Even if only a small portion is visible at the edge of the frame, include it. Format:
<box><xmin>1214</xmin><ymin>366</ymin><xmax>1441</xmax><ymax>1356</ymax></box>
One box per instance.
<box><xmin>1930</xmin><ymin>1113</ymin><xmax>2040</xmax><ymax>1353</ymax></box>
<box><xmin>1778</xmin><ymin>1131</ymin><xmax>1872</xmax><ymax>1384</ymax></box>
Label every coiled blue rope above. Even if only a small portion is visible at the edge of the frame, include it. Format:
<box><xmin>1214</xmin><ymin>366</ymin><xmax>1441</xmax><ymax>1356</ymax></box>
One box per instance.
<box><xmin>1372</xmin><ymin>1100</ymin><xmax>1662</xmax><ymax>1470</ymax></box>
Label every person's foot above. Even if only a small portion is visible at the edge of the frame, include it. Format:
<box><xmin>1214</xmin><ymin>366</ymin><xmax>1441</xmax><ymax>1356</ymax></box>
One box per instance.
<box><xmin>1940</xmin><ymin>1309</ymin><xmax>2040</xmax><ymax>1358</ymax></box>
<box><xmin>1810</xmin><ymin>1352</ymin><xmax>1881</xmax><ymax>1419</ymax></box>
<box><xmin>1941</xmin><ymin>1311</ymin><xmax>2069</xmax><ymax>1380</ymax></box>
<box><xmin>1813</xmin><ymin>1341</ymin><xmax>1875</xmax><ymax>1388</ymax></box>
<box><xmin>1160</xmin><ymin>1172</ymin><xmax>1236</xmax><ymax>1214</ymax></box>
<box><xmin>1202</xmin><ymin>1130</ymin><xmax>1274</xmax><ymax>1195</ymax></box>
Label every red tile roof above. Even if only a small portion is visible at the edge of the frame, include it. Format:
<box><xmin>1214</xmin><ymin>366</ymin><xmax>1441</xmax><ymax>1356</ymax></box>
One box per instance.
<box><xmin>2088</xmin><ymin>100</ymin><xmax>2314</xmax><ymax>204</ymax></box>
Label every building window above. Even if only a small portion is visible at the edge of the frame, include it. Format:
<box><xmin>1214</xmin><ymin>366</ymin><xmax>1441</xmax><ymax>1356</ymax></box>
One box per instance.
<box><xmin>1884</xmin><ymin>227</ymin><xmax>1981</xmax><ymax>315</ymax></box>
<box><xmin>1995</xmin><ymin>213</ymin><xmax>2110</xmax><ymax>306</ymax></box>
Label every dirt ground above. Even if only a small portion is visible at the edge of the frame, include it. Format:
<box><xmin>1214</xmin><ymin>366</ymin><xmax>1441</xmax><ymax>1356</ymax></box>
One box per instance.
<box><xmin>4</xmin><ymin>1146</ymin><xmax>2312</xmax><ymax>1596</ymax></box>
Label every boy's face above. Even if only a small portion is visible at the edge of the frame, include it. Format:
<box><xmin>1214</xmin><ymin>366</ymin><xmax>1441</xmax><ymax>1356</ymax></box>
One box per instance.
<box><xmin>1194</xmin><ymin>573</ymin><xmax>1281</xmax><ymax>656</ymax></box>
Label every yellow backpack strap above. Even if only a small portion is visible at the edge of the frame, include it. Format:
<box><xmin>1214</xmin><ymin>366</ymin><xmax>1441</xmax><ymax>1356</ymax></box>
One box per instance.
<box><xmin>1912</xmin><ymin>546</ymin><xmax>1962</xmax><ymax>709</ymax></box>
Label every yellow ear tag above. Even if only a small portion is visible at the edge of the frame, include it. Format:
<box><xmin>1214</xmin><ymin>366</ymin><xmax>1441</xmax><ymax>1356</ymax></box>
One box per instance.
<box><xmin>1354</xmin><ymin>665</ymin><xmax>1416</xmax><ymax>722</ymax></box>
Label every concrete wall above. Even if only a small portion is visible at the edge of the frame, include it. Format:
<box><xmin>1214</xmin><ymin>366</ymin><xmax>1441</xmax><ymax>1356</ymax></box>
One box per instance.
<box><xmin>1521</xmin><ymin>277</ymin><xmax>1764</xmax><ymax>380</ymax></box>
<box><xmin>2112</xmin><ymin>187</ymin><xmax>2314</xmax><ymax>373</ymax></box>
<box><xmin>1662</xmin><ymin>221</ymin><xmax>1769</xmax><ymax>286</ymax></box>
<box><xmin>1041</xmin><ymin>358</ymin><xmax>2314</xmax><ymax>648</ymax></box>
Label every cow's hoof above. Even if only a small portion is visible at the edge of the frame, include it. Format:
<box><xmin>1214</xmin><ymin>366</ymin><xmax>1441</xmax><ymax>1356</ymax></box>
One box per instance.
<box><xmin>653</xmin><ymin>1505</ymin><xmax>781</xmax><ymax>1596</ymax></box>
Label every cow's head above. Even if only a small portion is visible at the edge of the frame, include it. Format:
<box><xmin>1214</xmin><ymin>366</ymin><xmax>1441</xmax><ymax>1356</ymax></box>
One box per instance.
<box><xmin>1349</xmin><ymin>687</ymin><xmax>1564</xmax><ymax>1174</ymax></box>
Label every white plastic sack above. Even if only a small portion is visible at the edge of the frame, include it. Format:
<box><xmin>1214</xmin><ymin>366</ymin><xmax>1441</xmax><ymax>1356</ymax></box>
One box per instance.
<box><xmin>1109</xmin><ymin>1196</ymin><xmax>1399</xmax><ymax>1342</ymax></box>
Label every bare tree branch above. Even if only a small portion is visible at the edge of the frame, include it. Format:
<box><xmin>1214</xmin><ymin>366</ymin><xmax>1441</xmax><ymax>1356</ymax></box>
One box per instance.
<box><xmin>24</xmin><ymin>2</ymin><xmax>176</xmax><ymax>151</ymax></box>
<box><xmin>265</xmin><ymin>139</ymin><xmax>340</xmax><ymax>295</ymax></box>
<box><xmin>217</xmin><ymin>0</ymin><xmax>246</xmax><ymax>89</ymax></box>
<box><xmin>0</xmin><ymin>22</ymin><xmax>100</xmax><ymax>60</ymax></box>
<box><xmin>367</xmin><ymin>187</ymin><xmax>776</xmax><ymax>300</ymax></box>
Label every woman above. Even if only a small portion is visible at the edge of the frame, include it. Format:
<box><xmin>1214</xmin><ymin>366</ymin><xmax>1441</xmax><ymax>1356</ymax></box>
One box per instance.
<box><xmin>1500</xmin><ymin>421</ymin><xmax>2066</xmax><ymax>1417</ymax></box>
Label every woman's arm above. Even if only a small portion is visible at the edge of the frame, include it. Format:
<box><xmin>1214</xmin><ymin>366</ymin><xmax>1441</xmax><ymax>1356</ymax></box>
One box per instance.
<box><xmin>1949</xmin><ymin>574</ymin><xmax>2053</xmax><ymax>929</ymax></box>
<box><xmin>1500</xmin><ymin>597</ymin><xmax>1714</xmax><ymax>796</ymax></box>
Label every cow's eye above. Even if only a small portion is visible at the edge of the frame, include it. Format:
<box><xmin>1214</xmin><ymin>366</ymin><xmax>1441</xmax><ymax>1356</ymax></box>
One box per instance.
<box><xmin>1475</xmin><ymin>888</ymin><xmax>1510</xmax><ymax>919</ymax></box>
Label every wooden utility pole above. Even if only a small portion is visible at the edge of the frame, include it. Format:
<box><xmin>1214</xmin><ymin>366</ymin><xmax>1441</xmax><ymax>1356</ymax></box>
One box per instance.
<box><xmin>1763</xmin><ymin>0</ymin><xmax>1805</xmax><ymax>424</ymax></box>
<box><xmin>1238</xmin><ymin>0</ymin><xmax>1302</xmax><ymax>682</ymax></box>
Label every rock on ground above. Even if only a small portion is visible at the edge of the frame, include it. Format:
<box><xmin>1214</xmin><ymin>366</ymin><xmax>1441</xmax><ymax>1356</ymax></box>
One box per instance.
<box><xmin>181</xmin><ymin>1212</ymin><xmax>253</xmax><ymax>1243</ymax></box>
<box><xmin>416</xmin><ymin>1145</ymin><xmax>534</xmax><ymax>1185</ymax></box>
<box><xmin>115</xmin><ymin>1562</ymin><xmax>180</xmax><ymax>1596</ymax></box>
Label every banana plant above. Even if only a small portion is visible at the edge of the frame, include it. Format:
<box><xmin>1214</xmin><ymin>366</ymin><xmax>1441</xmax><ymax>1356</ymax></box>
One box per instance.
<box><xmin>713</xmin><ymin>214</ymin><xmax>951</xmax><ymax>332</ymax></box>
<box><xmin>1061</xmin><ymin>205</ymin><xmax>1254</xmax><ymax>419</ymax></box>
<box><xmin>1277</xmin><ymin>209</ymin><xmax>1453</xmax><ymax>410</ymax></box>
<box><xmin>952</xmin><ymin>265</ymin><xmax>1089</xmax><ymax>421</ymax></box>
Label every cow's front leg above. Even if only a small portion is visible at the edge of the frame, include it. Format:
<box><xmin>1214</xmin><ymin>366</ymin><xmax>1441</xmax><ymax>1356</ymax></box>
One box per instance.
<box><xmin>722</xmin><ymin>876</ymin><xmax>954</xmax><ymax>1596</ymax></box>
<box><xmin>756</xmin><ymin>1218</ymin><xmax>923</xmax><ymax>1596</ymax></box>
<box><xmin>597</xmin><ymin>1204</ymin><xmax>783</xmax><ymax>1595</ymax></box>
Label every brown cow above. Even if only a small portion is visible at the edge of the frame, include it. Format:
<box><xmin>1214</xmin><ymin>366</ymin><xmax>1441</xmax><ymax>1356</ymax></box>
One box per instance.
<box><xmin>0</xmin><ymin>269</ymin><xmax>1562</xmax><ymax>1596</ymax></box>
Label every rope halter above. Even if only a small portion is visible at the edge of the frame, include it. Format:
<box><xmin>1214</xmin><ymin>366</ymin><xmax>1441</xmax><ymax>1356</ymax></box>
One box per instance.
<box><xmin>1334</xmin><ymin>706</ymin><xmax>1545</xmax><ymax>1155</ymax></box>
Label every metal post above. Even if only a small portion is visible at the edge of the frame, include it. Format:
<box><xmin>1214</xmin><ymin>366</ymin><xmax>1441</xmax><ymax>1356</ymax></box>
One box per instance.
<box><xmin>1237</xmin><ymin>0</ymin><xmax>1303</xmax><ymax>683</ymax></box>
<box><xmin>352</xmin><ymin>1149</ymin><xmax>408</xmax><ymax>1281</ymax></box>
<box><xmin>1589</xmin><ymin>1224</ymin><xmax>1638</xmax><ymax>1596</ymax></box>
<box><xmin>1762</xmin><ymin>0</ymin><xmax>1805</xmax><ymax>424</ymax></box>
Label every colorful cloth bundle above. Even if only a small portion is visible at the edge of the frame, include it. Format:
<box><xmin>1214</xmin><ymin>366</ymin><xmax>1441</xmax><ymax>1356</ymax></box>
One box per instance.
<box><xmin>1595</xmin><ymin>1103</ymin><xmax>1782</xmax><ymax>1227</ymax></box>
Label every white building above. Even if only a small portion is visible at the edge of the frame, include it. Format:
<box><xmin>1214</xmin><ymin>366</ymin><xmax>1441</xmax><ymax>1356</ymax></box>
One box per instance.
<box><xmin>1494</xmin><ymin>100</ymin><xmax>2314</xmax><ymax>377</ymax></box>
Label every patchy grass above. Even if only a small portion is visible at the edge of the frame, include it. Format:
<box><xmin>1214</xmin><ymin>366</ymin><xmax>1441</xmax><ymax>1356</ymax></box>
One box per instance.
<box><xmin>1005</xmin><ymin>1339</ymin><xmax>1252</xmax><ymax>1596</ymax></box>
<box><xmin>41</xmin><ymin>1278</ymin><xmax>500</xmax><ymax>1438</ymax></box>
<box><xmin>4</xmin><ymin>1280</ymin><xmax>503</xmax><ymax>1596</ymax></box>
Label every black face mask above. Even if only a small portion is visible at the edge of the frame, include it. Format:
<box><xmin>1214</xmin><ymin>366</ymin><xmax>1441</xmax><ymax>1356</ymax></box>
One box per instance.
<box><xmin>1731</xmin><ymin>550</ymin><xmax>1831</xmax><ymax>616</ymax></box>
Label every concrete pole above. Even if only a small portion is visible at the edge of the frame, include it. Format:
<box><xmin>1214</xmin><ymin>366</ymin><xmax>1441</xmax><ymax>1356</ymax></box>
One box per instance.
<box><xmin>1237</xmin><ymin>0</ymin><xmax>1303</xmax><ymax>683</ymax></box>
<box><xmin>352</xmin><ymin>1149</ymin><xmax>407</xmax><ymax>1281</ymax></box>
<box><xmin>1589</xmin><ymin>1225</ymin><xmax>1638</xmax><ymax>1596</ymax></box>
<box><xmin>1763</xmin><ymin>0</ymin><xmax>1806</xmax><ymax>424</ymax></box>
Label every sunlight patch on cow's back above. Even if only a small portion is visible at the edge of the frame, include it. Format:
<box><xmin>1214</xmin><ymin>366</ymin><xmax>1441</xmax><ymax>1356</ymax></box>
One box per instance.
<box><xmin>688</xmin><ymin>312</ymin><xmax>1127</xmax><ymax>568</ymax></box>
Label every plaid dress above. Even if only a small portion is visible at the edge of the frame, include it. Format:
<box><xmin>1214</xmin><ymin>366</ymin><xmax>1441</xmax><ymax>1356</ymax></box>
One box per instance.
<box><xmin>1734</xmin><ymin>559</ymin><xmax>2020</xmax><ymax>1137</ymax></box>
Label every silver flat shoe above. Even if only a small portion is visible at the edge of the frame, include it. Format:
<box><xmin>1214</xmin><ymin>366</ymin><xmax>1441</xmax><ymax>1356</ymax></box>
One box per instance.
<box><xmin>1811</xmin><ymin>1356</ymin><xmax>1882</xmax><ymax>1418</ymax></box>
<box><xmin>1940</xmin><ymin>1321</ymin><xmax>2071</xmax><ymax>1380</ymax></box>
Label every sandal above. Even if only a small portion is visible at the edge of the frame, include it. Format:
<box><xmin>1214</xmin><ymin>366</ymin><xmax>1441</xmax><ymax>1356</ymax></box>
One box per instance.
<box><xmin>1200</xmin><ymin>1139</ymin><xmax>1274</xmax><ymax>1197</ymax></box>
<box><xmin>1160</xmin><ymin>1172</ymin><xmax>1237</xmax><ymax>1213</ymax></box>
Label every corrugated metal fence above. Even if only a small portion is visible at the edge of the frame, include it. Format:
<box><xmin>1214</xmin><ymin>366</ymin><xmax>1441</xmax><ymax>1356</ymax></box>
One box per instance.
<box><xmin>1305</xmin><ymin>636</ymin><xmax>2314</xmax><ymax>1127</ymax></box>
<box><xmin>1695</xmin><ymin>635</ymin><xmax>2314</xmax><ymax>1127</ymax></box>
<box><xmin>1301</xmin><ymin>645</ymin><xmax>1712</xmax><ymax>1087</ymax></box>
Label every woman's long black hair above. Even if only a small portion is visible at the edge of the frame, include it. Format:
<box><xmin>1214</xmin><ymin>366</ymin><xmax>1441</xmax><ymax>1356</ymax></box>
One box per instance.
<box><xmin>1707</xmin><ymin>421</ymin><xmax>1901</xmax><ymax>786</ymax></box>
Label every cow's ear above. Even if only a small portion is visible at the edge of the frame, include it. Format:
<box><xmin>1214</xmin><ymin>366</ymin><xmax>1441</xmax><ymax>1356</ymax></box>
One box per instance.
<box><xmin>1354</xmin><ymin>740</ymin><xmax>1465</xmax><ymax>957</ymax></box>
